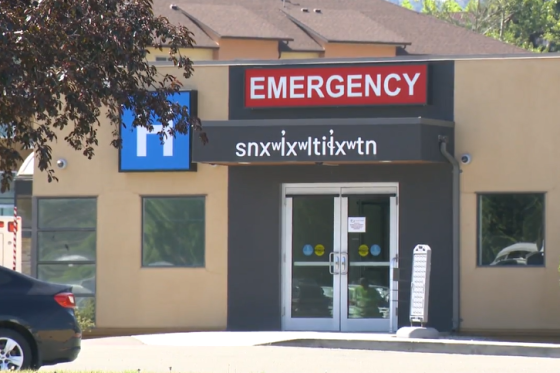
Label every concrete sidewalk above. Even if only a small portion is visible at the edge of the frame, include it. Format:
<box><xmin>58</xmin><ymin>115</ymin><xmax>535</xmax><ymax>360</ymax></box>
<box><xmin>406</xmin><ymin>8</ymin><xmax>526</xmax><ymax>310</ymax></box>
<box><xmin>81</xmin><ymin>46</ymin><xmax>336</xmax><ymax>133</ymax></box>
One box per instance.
<box><xmin>98</xmin><ymin>331</ymin><xmax>560</xmax><ymax>358</ymax></box>
<box><xmin>259</xmin><ymin>332</ymin><xmax>560</xmax><ymax>358</ymax></box>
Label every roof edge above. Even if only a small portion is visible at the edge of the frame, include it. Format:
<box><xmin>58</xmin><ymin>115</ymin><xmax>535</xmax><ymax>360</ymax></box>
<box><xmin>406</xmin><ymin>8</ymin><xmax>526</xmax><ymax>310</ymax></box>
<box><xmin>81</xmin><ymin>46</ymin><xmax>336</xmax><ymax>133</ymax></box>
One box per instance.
<box><xmin>282</xmin><ymin>11</ymin><xmax>329</xmax><ymax>44</ymax></box>
<box><xmin>154</xmin><ymin>44</ymin><xmax>220</xmax><ymax>50</ymax></box>
<box><xmin>199</xmin><ymin>117</ymin><xmax>454</xmax><ymax>128</ymax></box>
<box><xmin>324</xmin><ymin>39</ymin><xmax>412</xmax><ymax>46</ymax></box>
<box><xmin>177</xmin><ymin>5</ymin><xmax>293</xmax><ymax>44</ymax></box>
<box><xmin>168</xmin><ymin>52</ymin><xmax>553</xmax><ymax>67</ymax></box>
<box><xmin>281</xmin><ymin>10</ymin><xmax>410</xmax><ymax>47</ymax></box>
<box><xmin>173</xmin><ymin>6</ymin><xmax>223</xmax><ymax>41</ymax></box>
<box><xmin>219</xmin><ymin>35</ymin><xmax>294</xmax><ymax>42</ymax></box>
<box><xmin>360</xmin><ymin>0</ymin><xmax>529</xmax><ymax>54</ymax></box>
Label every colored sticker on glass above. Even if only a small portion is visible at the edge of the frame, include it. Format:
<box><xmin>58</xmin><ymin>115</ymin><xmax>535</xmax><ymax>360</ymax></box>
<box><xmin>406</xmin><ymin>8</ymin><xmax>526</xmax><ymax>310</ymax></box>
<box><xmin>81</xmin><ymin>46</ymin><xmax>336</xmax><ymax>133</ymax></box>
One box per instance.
<box><xmin>370</xmin><ymin>244</ymin><xmax>381</xmax><ymax>256</ymax></box>
<box><xmin>358</xmin><ymin>244</ymin><xmax>369</xmax><ymax>257</ymax></box>
<box><xmin>314</xmin><ymin>244</ymin><xmax>325</xmax><ymax>256</ymax></box>
<box><xmin>303</xmin><ymin>244</ymin><xmax>313</xmax><ymax>256</ymax></box>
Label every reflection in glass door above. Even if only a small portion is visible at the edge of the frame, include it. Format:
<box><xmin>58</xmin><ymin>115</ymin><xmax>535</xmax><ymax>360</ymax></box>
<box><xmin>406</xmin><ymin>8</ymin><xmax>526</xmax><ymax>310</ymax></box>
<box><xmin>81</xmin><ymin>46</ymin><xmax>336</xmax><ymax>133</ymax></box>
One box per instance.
<box><xmin>282</xmin><ymin>184</ymin><xmax>399</xmax><ymax>332</ymax></box>
<box><xmin>340</xmin><ymin>195</ymin><xmax>397</xmax><ymax>332</ymax></box>
<box><xmin>285</xmin><ymin>195</ymin><xmax>340</xmax><ymax>331</ymax></box>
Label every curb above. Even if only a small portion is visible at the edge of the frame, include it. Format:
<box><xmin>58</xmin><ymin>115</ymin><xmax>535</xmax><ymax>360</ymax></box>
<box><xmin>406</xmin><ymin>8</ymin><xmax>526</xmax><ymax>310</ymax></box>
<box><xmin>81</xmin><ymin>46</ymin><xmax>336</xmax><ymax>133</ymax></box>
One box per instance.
<box><xmin>258</xmin><ymin>338</ymin><xmax>560</xmax><ymax>358</ymax></box>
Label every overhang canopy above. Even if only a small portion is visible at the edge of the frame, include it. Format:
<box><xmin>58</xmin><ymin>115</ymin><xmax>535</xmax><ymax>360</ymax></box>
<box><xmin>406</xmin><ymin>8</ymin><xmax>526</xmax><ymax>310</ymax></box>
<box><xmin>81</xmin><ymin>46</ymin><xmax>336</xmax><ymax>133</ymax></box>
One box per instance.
<box><xmin>16</xmin><ymin>152</ymin><xmax>34</xmax><ymax>178</ymax></box>
<box><xmin>192</xmin><ymin>117</ymin><xmax>454</xmax><ymax>164</ymax></box>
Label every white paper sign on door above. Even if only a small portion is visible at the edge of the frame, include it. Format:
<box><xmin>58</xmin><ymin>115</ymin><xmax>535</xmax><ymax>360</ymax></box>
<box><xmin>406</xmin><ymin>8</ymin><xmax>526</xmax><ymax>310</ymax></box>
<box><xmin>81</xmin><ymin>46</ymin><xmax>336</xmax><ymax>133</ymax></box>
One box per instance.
<box><xmin>348</xmin><ymin>217</ymin><xmax>366</xmax><ymax>233</ymax></box>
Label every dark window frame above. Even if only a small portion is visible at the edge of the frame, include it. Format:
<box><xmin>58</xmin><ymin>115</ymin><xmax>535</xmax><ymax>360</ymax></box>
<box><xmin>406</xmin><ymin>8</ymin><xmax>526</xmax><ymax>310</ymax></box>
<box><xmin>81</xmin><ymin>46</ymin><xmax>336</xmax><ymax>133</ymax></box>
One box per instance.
<box><xmin>34</xmin><ymin>196</ymin><xmax>98</xmax><ymax>312</ymax></box>
<box><xmin>15</xmin><ymin>196</ymin><xmax>32</xmax><ymax>229</ymax></box>
<box><xmin>37</xmin><ymin>260</ymin><xmax>96</xmax><ymax>266</ymax></box>
<box><xmin>141</xmin><ymin>194</ymin><xmax>206</xmax><ymax>269</ymax></box>
<box><xmin>0</xmin><ymin>172</ymin><xmax>16</xmax><ymax>216</ymax></box>
<box><xmin>476</xmin><ymin>192</ymin><xmax>546</xmax><ymax>268</ymax></box>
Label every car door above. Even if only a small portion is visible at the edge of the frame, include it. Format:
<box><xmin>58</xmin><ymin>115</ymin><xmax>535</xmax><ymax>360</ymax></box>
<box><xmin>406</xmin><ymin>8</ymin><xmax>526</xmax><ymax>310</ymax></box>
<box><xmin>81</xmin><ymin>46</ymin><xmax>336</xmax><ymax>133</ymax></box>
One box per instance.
<box><xmin>0</xmin><ymin>267</ymin><xmax>40</xmax><ymax>327</ymax></box>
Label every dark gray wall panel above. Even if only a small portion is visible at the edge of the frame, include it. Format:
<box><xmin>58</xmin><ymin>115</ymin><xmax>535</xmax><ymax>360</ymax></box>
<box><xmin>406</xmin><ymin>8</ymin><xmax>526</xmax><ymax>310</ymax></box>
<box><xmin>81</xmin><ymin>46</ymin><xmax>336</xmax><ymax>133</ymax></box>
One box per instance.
<box><xmin>227</xmin><ymin>164</ymin><xmax>453</xmax><ymax>332</ymax></box>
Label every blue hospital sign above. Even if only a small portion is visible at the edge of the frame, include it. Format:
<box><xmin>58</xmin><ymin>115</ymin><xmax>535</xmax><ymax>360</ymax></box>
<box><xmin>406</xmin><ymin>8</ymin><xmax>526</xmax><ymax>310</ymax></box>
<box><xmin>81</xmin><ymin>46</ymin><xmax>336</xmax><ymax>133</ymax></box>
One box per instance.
<box><xmin>119</xmin><ymin>91</ymin><xmax>197</xmax><ymax>172</ymax></box>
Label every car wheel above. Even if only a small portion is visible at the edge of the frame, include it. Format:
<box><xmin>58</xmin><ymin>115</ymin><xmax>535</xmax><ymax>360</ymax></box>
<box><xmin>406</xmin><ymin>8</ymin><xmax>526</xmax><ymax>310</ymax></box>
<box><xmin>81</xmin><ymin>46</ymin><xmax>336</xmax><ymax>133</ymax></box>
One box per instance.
<box><xmin>0</xmin><ymin>329</ymin><xmax>32</xmax><ymax>371</ymax></box>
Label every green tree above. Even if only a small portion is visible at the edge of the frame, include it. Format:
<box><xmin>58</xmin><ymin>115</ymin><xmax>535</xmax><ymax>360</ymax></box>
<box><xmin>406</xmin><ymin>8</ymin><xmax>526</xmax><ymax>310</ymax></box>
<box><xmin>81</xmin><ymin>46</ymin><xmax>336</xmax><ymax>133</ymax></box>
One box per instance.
<box><xmin>402</xmin><ymin>0</ymin><xmax>415</xmax><ymax>10</ymax></box>
<box><xmin>0</xmin><ymin>0</ymin><xmax>206</xmax><ymax>191</ymax></box>
<box><xmin>422</xmin><ymin>0</ymin><xmax>463</xmax><ymax>19</ymax></box>
<box><xmin>462</xmin><ymin>0</ymin><xmax>560</xmax><ymax>50</ymax></box>
<box><xmin>408</xmin><ymin>0</ymin><xmax>560</xmax><ymax>51</ymax></box>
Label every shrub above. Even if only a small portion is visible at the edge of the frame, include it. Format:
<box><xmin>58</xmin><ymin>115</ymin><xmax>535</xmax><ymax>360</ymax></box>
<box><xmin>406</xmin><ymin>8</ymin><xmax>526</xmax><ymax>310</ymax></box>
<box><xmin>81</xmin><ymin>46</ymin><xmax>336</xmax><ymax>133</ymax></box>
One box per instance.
<box><xmin>75</xmin><ymin>298</ymin><xmax>96</xmax><ymax>333</ymax></box>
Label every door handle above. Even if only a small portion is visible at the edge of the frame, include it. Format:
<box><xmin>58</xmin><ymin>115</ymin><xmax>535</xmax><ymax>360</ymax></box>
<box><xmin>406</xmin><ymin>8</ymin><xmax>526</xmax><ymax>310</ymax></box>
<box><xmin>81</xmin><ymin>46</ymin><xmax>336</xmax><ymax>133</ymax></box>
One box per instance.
<box><xmin>340</xmin><ymin>252</ymin><xmax>348</xmax><ymax>274</ymax></box>
<box><xmin>329</xmin><ymin>252</ymin><xmax>340</xmax><ymax>274</ymax></box>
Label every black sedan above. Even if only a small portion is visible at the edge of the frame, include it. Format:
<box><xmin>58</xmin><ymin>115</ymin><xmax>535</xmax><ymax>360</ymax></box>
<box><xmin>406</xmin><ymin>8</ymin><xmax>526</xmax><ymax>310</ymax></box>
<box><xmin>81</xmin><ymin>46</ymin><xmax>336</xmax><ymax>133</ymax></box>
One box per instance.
<box><xmin>0</xmin><ymin>266</ymin><xmax>81</xmax><ymax>370</ymax></box>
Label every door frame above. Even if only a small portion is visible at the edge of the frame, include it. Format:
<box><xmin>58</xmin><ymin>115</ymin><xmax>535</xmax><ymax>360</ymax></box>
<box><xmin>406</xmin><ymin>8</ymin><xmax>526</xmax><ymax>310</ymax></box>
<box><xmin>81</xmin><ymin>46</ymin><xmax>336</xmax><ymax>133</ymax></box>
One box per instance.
<box><xmin>280</xmin><ymin>182</ymin><xmax>400</xmax><ymax>332</ymax></box>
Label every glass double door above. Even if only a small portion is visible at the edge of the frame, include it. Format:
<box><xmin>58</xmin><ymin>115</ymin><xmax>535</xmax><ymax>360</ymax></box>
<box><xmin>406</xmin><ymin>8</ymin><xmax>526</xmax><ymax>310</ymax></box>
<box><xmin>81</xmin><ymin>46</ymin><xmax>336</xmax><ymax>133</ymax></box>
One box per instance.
<box><xmin>282</xmin><ymin>185</ymin><xmax>398</xmax><ymax>332</ymax></box>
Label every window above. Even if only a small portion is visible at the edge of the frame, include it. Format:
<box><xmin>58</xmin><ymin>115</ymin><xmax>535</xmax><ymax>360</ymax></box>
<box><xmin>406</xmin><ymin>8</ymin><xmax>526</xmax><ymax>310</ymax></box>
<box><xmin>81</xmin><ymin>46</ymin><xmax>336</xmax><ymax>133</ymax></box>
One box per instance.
<box><xmin>0</xmin><ymin>176</ymin><xmax>15</xmax><ymax>216</ymax></box>
<box><xmin>155</xmin><ymin>56</ymin><xmax>172</xmax><ymax>62</ymax></box>
<box><xmin>15</xmin><ymin>196</ymin><xmax>31</xmax><ymax>230</ymax></box>
<box><xmin>478</xmin><ymin>193</ymin><xmax>545</xmax><ymax>266</ymax></box>
<box><xmin>36</xmin><ymin>198</ymin><xmax>97</xmax><ymax>318</ymax></box>
<box><xmin>142</xmin><ymin>196</ymin><xmax>205</xmax><ymax>267</ymax></box>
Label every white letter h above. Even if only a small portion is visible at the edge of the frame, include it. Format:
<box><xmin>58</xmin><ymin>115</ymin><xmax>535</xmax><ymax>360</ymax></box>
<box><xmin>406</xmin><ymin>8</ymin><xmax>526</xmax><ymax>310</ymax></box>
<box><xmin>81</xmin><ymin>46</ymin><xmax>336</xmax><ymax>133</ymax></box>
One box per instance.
<box><xmin>136</xmin><ymin>120</ymin><xmax>174</xmax><ymax>157</ymax></box>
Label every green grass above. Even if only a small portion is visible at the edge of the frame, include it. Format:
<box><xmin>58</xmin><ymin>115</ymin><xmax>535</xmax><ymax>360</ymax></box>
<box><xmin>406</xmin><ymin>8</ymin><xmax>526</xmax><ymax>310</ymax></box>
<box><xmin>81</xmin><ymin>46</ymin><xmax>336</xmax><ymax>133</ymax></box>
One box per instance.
<box><xmin>23</xmin><ymin>370</ymin><xmax>186</xmax><ymax>372</ymax></box>
<box><xmin>21</xmin><ymin>370</ymin><xmax>172</xmax><ymax>372</ymax></box>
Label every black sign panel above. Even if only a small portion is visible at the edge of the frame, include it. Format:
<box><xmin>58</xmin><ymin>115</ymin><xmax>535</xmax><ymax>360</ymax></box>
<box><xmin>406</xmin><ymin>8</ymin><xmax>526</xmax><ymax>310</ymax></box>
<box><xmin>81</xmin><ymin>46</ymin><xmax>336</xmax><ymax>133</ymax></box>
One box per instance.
<box><xmin>192</xmin><ymin>118</ymin><xmax>454</xmax><ymax>164</ymax></box>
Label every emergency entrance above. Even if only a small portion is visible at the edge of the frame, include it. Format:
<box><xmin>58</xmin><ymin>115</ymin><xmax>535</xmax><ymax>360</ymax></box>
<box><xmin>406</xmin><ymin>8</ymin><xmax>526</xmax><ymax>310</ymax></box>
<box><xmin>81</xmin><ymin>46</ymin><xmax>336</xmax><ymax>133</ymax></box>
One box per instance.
<box><xmin>281</xmin><ymin>183</ymin><xmax>399</xmax><ymax>332</ymax></box>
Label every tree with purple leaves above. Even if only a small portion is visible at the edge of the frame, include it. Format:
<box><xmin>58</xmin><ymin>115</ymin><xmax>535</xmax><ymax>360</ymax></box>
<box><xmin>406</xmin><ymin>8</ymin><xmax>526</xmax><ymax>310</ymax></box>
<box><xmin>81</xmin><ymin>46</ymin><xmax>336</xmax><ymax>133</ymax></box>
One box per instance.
<box><xmin>0</xmin><ymin>0</ymin><xmax>206</xmax><ymax>191</ymax></box>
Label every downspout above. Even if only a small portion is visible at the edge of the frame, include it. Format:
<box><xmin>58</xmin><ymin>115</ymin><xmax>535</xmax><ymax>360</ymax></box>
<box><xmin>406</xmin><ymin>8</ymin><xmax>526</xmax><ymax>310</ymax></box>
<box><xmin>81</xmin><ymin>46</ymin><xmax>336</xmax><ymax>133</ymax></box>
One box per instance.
<box><xmin>439</xmin><ymin>135</ymin><xmax>461</xmax><ymax>333</ymax></box>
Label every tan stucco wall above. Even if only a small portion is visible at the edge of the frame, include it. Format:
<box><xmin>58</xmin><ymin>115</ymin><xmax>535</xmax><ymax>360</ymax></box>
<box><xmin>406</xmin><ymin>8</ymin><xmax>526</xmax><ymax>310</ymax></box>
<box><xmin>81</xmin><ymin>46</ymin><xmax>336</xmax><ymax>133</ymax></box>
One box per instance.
<box><xmin>145</xmin><ymin>47</ymin><xmax>215</xmax><ymax>61</ymax></box>
<box><xmin>216</xmin><ymin>39</ymin><xmax>279</xmax><ymax>60</ymax></box>
<box><xmin>33</xmin><ymin>65</ymin><xmax>230</xmax><ymax>330</ymax></box>
<box><xmin>455</xmin><ymin>56</ymin><xmax>560</xmax><ymax>334</ymax></box>
<box><xmin>323</xmin><ymin>43</ymin><xmax>396</xmax><ymax>58</ymax></box>
<box><xmin>280</xmin><ymin>52</ymin><xmax>322</xmax><ymax>59</ymax></box>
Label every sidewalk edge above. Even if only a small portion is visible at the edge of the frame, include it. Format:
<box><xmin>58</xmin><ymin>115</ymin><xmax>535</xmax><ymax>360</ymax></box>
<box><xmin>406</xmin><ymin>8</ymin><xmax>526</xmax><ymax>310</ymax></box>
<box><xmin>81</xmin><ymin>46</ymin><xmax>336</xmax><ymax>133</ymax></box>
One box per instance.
<box><xmin>257</xmin><ymin>338</ymin><xmax>560</xmax><ymax>358</ymax></box>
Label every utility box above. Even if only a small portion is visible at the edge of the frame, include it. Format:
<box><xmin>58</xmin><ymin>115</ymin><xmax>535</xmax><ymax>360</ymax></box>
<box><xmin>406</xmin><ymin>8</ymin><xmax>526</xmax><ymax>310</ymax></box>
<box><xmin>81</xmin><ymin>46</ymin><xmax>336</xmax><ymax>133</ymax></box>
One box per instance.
<box><xmin>409</xmin><ymin>244</ymin><xmax>432</xmax><ymax>325</ymax></box>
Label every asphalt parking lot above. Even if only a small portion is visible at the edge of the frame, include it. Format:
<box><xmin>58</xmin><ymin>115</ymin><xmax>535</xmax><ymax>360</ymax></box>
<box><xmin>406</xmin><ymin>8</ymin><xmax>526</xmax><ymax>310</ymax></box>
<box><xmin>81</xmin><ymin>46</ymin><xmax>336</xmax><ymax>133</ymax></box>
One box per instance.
<box><xmin>40</xmin><ymin>336</ymin><xmax>560</xmax><ymax>373</ymax></box>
